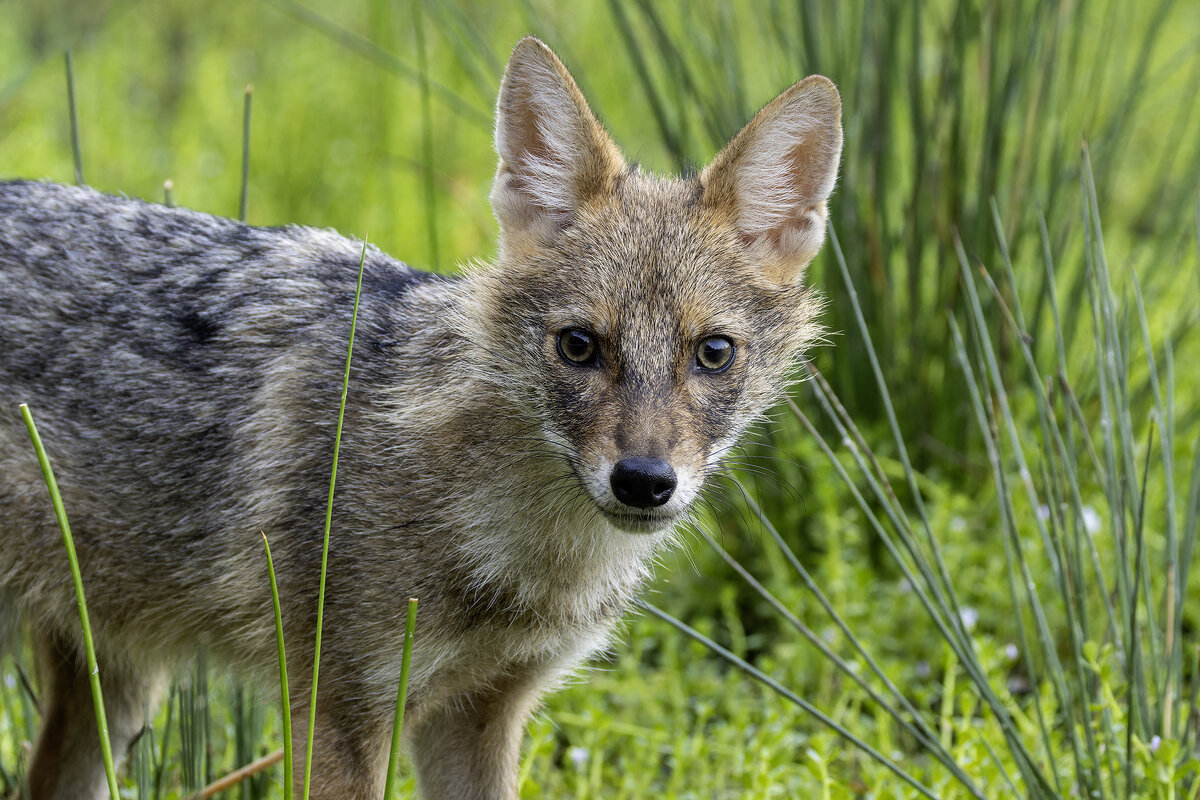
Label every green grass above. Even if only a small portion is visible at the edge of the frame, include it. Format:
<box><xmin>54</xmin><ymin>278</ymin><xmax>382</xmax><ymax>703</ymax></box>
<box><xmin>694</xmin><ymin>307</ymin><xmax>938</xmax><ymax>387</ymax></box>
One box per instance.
<box><xmin>2</xmin><ymin>1</ymin><xmax>1200</xmax><ymax>797</ymax></box>
<box><xmin>261</xmin><ymin>532</ymin><xmax>293</xmax><ymax>800</ymax></box>
<box><xmin>18</xmin><ymin>404</ymin><xmax>121</xmax><ymax>798</ymax></box>
<box><xmin>301</xmin><ymin>240</ymin><xmax>365</xmax><ymax>800</ymax></box>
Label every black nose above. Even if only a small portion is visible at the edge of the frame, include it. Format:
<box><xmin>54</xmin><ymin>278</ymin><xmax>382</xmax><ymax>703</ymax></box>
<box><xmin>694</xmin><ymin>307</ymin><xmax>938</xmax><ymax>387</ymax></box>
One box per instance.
<box><xmin>610</xmin><ymin>457</ymin><xmax>677</xmax><ymax>509</ymax></box>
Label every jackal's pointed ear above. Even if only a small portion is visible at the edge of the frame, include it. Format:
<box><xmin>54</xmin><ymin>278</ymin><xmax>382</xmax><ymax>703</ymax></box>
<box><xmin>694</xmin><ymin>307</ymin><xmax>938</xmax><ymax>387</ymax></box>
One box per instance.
<box><xmin>700</xmin><ymin>76</ymin><xmax>842</xmax><ymax>281</ymax></box>
<box><xmin>490</xmin><ymin>37</ymin><xmax>626</xmax><ymax>243</ymax></box>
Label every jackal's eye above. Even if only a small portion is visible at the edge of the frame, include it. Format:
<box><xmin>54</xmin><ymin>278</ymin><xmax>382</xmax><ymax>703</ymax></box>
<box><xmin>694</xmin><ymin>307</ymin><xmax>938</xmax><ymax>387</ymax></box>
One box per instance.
<box><xmin>557</xmin><ymin>328</ymin><xmax>598</xmax><ymax>366</ymax></box>
<box><xmin>696</xmin><ymin>336</ymin><xmax>735</xmax><ymax>372</ymax></box>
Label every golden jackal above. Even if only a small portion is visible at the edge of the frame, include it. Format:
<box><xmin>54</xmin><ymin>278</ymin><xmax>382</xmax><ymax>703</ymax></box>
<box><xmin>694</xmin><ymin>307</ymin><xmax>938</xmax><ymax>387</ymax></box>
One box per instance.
<box><xmin>0</xmin><ymin>36</ymin><xmax>841</xmax><ymax>800</ymax></box>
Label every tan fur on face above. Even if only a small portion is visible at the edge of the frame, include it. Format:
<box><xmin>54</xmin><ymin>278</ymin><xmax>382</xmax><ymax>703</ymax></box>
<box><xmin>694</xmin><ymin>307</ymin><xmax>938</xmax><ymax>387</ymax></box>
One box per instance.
<box><xmin>467</xmin><ymin>166</ymin><xmax>829</xmax><ymax>535</ymax></box>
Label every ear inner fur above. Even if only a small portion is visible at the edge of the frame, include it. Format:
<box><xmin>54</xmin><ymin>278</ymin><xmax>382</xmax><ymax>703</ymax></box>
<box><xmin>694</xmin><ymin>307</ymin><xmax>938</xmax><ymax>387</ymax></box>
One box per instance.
<box><xmin>699</xmin><ymin>75</ymin><xmax>843</xmax><ymax>281</ymax></box>
<box><xmin>490</xmin><ymin>37</ymin><xmax>627</xmax><ymax>244</ymax></box>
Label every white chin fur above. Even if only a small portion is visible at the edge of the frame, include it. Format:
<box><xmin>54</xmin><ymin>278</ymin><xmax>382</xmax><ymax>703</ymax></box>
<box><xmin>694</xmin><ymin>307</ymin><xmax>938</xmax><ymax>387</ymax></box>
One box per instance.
<box><xmin>598</xmin><ymin>507</ymin><xmax>677</xmax><ymax>535</ymax></box>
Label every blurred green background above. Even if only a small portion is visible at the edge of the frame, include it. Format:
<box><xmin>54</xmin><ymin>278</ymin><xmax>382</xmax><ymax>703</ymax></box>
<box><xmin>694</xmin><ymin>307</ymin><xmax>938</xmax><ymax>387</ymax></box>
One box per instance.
<box><xmin>2</xmin><ymin>1</ymin><xmax>1200</xmax><ymax>797</ymax></box>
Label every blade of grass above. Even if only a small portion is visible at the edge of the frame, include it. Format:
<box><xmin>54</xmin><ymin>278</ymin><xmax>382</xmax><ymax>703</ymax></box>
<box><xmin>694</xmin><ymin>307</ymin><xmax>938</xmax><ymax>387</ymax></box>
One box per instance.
<box><xmin>1124</xmin><ymin>424</ymin><xmax>1156</xmax><ymax>799</ymax></box>
<box><xmin>1180</xmin><ymin>435</ymin><xmax>1200</xmax><ymax>756</ymax></box>
<box><xmin>1161</xmin><ymin>336</ymin><xmax>1181</xmax><ymax>739</ymax></box>
<box><xmin>231</xmin><ymin>686</ymin><xmax>256</xmax><ymax>800</ymax></box>
<box><xmin>19</xmin><ymin>403</ymin><xmax>119</xmax><ymax>799</ymax></box>
<box><xmin>948</xmin><ymin>315</ymin><xmax>1094</xmax><ymax>797</ymax></box>
<box><xmin>413</xmin><ymin>0</ymin><xmax>439</xmax><ymax>270</ymax></box>
<box><xmin>637</xmin><ymin>600</ymin><xmax>941</xmax><ymax>800</ymax></box>
<box><xmin>973</xmin><ymin>237</ymin><xmax>1119</xmax><ymax>792</ymax></box>
<box><xmin>13</xmin><ymin>659</ymin><xmax>38</xmax><ymax>711</ymax></box>
<box><xmin>1131</xmin><ymin>274</ymin><xmax>1170</xmax><ymax>725</ymax></box>
<box><xmin>133</xmin><ymin>708</ymin><xmax>154</xmax><ymax>799</ymax></box>
<box><xmin>152</xmin><ymin>684</ymin><xmax>177</xmax><ymax>800</ymax></box>
<box><xmin>262</xmin><ymin>532</ymin><xmax>293</xmax><ymax>800</ymax></box>
<box><xmin>64</xmin><ymin>52</ymin><xmax>84</xmax><ymax>185</ymax></box>
<box><xmin>606</xmin><ymin>0</ymin><xmax>685</xmax><ymax>170</ymax></box>
<box><xmin>827</xmin><ymin>220</ymin><xmax>971</xmax><ymax>641</ymax></box>
<box><xmin>789</xmin><ymin>380</ymin><xmax>1038</xmax><ymax>791</ymax></box>
<box><xmin>420</xmin><ymin>0</ymin><xmax>498</xmax><ymax>103</ymax></box>
<box><xmin>1167</xmin><ymin>209</ymin><xmax>1200</xmax><ymax>760</ymax></box>
<box><xmin>11</xmin><ymin>657</ymin><xmax>35</xmax><ymax>761</ymax></box>
<box><xmin>383</xmin><ymin>597</ymin><xmax>418</xmax><ymax>799</ymax></box>
<box><xmin>694</xmin><ymin>525</ymin><xmax>986</xmax><ymax>797</ymax></box>
<box><xmin>179</xmin><ymin>654</ymin><xmax>210</xmax><ymax>792</ymax></box>
<box><xmin>1081</xmin><ymin>143</ymin><xmax>1135</xmax><ymax>659</ymax></box>
<box><xmin>302</xmin><ymin>241</ymin><xmax>368</xmax><ymax>800</ymax></box>
<box><xmin>271</xmin><ymin>0</ymin><xmax>490</xmax><ymax>130</ymax></box>
<box><xmin>952</xmin><ymin>238</ymin><xmax>1094</xmax><ymax>798</ymax></box>
<box><xmin>240</xmin><ymin>84</ymin><xmax>252</xmax><ymax>223</ymax></box>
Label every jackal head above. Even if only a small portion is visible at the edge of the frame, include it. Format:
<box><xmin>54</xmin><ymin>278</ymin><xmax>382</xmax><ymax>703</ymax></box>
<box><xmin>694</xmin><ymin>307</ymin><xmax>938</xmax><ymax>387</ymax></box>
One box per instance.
<box><xmin>466</xmin><ymin>37</ymin><xmax>842</xmax><ymax>534</ymax></box>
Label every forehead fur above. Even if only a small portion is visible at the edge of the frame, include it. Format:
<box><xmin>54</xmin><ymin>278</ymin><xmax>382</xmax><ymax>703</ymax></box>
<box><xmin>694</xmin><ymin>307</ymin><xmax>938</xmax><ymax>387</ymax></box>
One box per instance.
<box><xmin>510</xmin><ymin>171</ymin><xmax>813</xmax><ymax>324</ymax></box>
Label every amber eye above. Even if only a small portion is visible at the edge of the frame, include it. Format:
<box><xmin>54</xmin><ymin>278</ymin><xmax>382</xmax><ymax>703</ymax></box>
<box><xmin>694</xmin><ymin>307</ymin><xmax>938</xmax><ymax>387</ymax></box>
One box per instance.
<box><xmin>557</xmin><ymin>328</ymin><xmax>598</xmax><ymax>366</ymax></box>
<box><xmin>696</xmin><ymin>336</ymin><xmax>735</xmax><ymax>372</ymax></box>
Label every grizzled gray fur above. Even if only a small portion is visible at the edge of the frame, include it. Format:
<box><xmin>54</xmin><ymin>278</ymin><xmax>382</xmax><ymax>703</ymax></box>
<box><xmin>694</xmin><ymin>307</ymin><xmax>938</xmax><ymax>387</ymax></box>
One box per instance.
<box><xmin>0</xmin><ymin>36</ymin><xmax>842</xmax><ymax>800</ymax></box>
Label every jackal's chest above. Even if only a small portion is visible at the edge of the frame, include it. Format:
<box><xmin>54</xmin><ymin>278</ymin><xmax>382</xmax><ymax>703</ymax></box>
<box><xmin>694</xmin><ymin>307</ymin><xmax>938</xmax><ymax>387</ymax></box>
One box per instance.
<box><xmin>450</xmin><ymin>505</ymin><xmax>666</xmax><ymax>615</ymax></box>
<box><xmin>401</xmin><ymin>610</ymin><xmax>617</xmax><ymax>718</ymax></box>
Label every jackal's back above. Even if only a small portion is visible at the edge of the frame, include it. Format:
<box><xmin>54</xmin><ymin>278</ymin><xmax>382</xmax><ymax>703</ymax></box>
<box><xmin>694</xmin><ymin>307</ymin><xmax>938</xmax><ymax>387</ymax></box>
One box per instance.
<box><xmin>0</xmin><ymin>180</ymin><xmax>449</xmax><ymax>659</ymax></box>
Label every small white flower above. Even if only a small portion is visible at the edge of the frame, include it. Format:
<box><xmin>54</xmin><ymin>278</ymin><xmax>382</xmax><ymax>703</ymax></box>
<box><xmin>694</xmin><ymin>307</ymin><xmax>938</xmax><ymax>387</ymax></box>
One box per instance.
<box><xmin>898</xmin><ymin>577</ymin><xmax>912</xmax><ymax>593</ymax></box>
<box><xmin>568</xmin><ymin>747</ymin><xmax>589</xmax><ymax>769</ymax></box>
<box><xmin>1005</xmin><ymin>643</ymin><xmax>1019</xmax><ymax>661</ymax></box>
<box><xmin>1082</xmin><ymin>506</ymin><xmax>1101</xmax><ymax>535</ymax></box>
<box><xmin>960</xmin><ymin>606</ymin><xmax>979</xmax><ymax>631</ymax></box>
<box><xmin>821</xmin><ymin>626</ymin><xmax>837</xmax><ymax>643</ymax></box>
<box><xmin>950</xmin><ymin>516</ymin><xmax>967</xmax><ymax>532</ymax></box>
<box><xmin>1149</xmin><ymin>735</ymin><xmax>1161</xmax><ymax>753</ymax></box>
<box><xmin>1037</xmin><ymin>504</ymin><xmax>1050</xmax><ymax>521</ymax></box>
